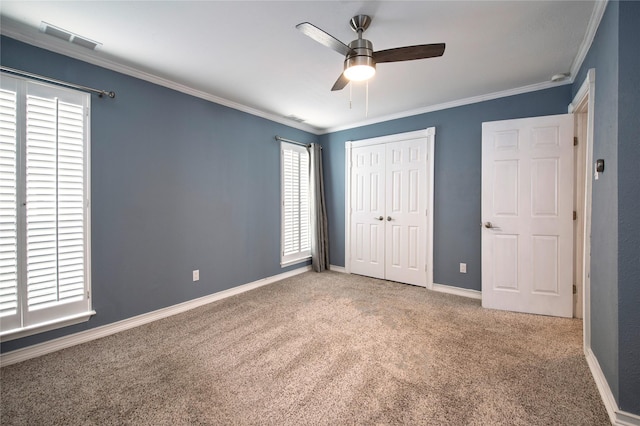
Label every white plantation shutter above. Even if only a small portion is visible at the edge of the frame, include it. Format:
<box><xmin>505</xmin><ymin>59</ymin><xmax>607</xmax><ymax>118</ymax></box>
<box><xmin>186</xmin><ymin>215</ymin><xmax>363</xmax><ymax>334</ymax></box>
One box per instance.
<box><xmin>54</xmin><ymin>101</ymin><xmax>86</xmax><ymax>303</ymax></box>
<box><xmin>0</xmin><ymin>74</ymin><xmax>92</xmax><ymax>338</ymax></box>
<box><xmin>281</xmin><ymin>143</ymin><xmax>310</xmax><ymax>265</ymax></box>
<box><xmin>26</xmin><ymin>95</ymin><xmax>85</xmax><ymax>310</ymax></box>
<box><xmin>0</xmin><ymin>86</ymin><xmax>20</xmax><ymax>329</ymax></box>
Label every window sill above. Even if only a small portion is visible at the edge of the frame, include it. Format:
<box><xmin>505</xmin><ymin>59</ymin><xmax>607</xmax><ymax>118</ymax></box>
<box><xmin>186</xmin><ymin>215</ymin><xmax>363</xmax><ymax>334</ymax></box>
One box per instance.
<box><xmin>0</xmin><ymin>310</ymin><xmax>96</xmax><ymax>342</ymax></box>
<box><xmin>281</xmin><ymin>255</ymin><xmax>311</xmax><ymax>268</ymax></box>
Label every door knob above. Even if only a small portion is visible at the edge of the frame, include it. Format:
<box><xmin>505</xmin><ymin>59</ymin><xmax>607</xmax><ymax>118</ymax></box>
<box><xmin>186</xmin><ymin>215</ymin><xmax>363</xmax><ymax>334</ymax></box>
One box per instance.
<box><xmin>387</xmin><ymin>216</ymin><xmax>392</xmax><ymax>221</ymax></box>
<box><xmin>484</xmin><ymin>222</ymin><xmax>495</xmax><ymax>229</ymax></box>
<box><xmin>375</xmin><ymin>216</ymin><xmax>383</xmax><ymax>221</ymax></box>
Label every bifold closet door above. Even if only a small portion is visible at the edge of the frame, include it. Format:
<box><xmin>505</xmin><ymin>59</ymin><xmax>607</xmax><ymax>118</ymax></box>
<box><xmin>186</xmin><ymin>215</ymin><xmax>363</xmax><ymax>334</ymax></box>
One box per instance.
<box><xmin>385</xmin><ymin>139</ymin><xmax>428</xmax><ymax>286</ymax></box>
<box><xmin>349</xmin><ymin>138</ymin><xmax>427</xmax><ymax>286</ymax></box>
<box><xmin>350</xmin><ymin>144</ymin><xmax>386</xmax><ymax>279</ymax></box>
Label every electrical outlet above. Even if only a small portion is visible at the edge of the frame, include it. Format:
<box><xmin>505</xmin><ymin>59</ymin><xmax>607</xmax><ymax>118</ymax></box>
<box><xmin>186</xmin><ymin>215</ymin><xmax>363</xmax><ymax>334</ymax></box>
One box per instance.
<box><xmin>459</xmin><ymin>263</ymin><xmax>467</xmax><ymax>274</ymax></box>
<box><xmin>193</xmin><ymin>270</ymin><xmax>199</xmax><ymax>282</ymax></box>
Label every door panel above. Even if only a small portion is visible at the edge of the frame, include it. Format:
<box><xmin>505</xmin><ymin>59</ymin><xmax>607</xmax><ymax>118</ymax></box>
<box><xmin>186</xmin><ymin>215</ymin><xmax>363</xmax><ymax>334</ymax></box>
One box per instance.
<box><xmin>482</xmin><ymin>114</ymin><xmax>573</xmax><ymax>317</ymax></box>
<box><xmin>384</xmin><ymin>139</ymin><xmax>427</xmax><ymax>286</ymax></box>
<box><xmin>350</xmin><ymin>144</ymin><xmax>385</xmax><ymax>278</ymax></box>
<box><xmin>531</xmin><ymin>235</ymin><xmax>558</xmax><ymax>294</ymax></box>
<box><xmin>493</xmin><ymin>160</ymin><xmax>519</xmax><ymax>216</ymax></box>
<box><xmin>493</xmin><ymin>234</ymin><xmax>519</xmax><ymax>290</ymax></box>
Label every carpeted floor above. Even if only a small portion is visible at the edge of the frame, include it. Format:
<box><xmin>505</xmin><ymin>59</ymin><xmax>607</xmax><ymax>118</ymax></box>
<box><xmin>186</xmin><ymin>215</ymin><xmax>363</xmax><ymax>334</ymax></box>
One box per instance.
<box><xmin>1</xmin><ymin>271</ymin><xmax>608</xmax><ymax>425</ymax></box>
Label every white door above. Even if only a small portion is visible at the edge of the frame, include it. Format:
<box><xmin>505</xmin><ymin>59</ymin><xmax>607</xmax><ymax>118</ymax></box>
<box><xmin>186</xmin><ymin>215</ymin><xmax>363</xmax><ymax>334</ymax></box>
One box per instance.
<box><xmin>350</xmin><ymin>144</ymin><xmax>386</xmax><ymax>279</ymax></box>
<box><xmin>482</xmin><ymin>114</ymin><xmax>574</xmax><ymax>317</ymax></box>
<box><xmin>348</xmin><ymin>130</ymin><xmax>432</xmax><ymax>287</ymax></box>
<box><xmin>385</xmin><ymin>139</ymin><xmax>428</xmax><ymax>286</ymax></box>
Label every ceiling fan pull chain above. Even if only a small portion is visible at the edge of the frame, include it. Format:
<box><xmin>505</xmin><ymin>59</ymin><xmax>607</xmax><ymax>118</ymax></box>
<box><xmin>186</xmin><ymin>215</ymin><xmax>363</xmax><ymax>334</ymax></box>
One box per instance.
<box><xmin>349</xmin><ymin>83</ymin><xmax>353</xmax><ymax>110</ymax></box>
<box><xmin>366</xmin><ymin>81</ymin><xmax>369</xmax><ymax>117</ymax></box>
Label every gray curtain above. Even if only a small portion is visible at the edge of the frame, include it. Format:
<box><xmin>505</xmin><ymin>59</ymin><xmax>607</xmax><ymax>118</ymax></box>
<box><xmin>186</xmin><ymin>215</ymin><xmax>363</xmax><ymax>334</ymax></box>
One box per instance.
<box><xmin>308</xmin><ymin>143</ymin><xmax>329</xmax><ymax>272</ymax></box>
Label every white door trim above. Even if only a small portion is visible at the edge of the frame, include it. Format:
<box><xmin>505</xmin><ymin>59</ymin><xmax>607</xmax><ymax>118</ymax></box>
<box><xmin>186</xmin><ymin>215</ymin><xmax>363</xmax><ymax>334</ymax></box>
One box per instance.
<box><xmin>344</xmin><ymin>128</ymin><xmax>435</xmax><ymax>289</ymax></box>
<box><xmin>568</xmin><ymin>68</ymin><xmax>595</xmax><ymax>351</ymax></box>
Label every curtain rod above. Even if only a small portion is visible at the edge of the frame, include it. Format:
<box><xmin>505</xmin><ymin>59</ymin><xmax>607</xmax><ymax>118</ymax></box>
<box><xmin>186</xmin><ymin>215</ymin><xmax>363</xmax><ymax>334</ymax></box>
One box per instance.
<box><xmin>1</xmin><ymin>66</ymin><xmax>116</xmax><ymax>99</ymax></box>
<box><xmin>275</xmin><ymin>135</ymin><xmax>310</xmax><ymax>148</ymax></box>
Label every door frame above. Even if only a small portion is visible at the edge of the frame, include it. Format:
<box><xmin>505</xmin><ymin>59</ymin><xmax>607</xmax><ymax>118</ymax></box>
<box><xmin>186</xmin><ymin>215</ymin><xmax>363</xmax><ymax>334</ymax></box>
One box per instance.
<box><xmin>568</xmin><ymin>68</ymin><xmax>595</xmax><ymax>349</ymax></box>
<box><xmin>344</xmin><ymin>128</ymin><xmax>435</xmax><ymax>289</ymax></box>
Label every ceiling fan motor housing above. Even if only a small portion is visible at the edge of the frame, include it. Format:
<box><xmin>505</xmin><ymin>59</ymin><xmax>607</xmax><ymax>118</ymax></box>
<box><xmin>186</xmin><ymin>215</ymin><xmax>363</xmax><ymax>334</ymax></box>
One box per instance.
<box><xmin>345</xmin><ymin>38</ymin><xmax>376</xmax><ymax>72</ymax></box>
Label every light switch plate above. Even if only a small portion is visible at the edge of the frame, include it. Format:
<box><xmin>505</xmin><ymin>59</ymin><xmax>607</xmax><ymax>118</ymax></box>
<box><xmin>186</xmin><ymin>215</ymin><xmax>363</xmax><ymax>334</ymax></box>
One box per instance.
<box><xmin>193</xmin><ymin>270</ymin><xmax>199</xmax><ymax>281</ymax></box>
<box><xmin>460</xmin><ymin>263</ymin><xmax>467</xmax><ymax>274</ymax></box>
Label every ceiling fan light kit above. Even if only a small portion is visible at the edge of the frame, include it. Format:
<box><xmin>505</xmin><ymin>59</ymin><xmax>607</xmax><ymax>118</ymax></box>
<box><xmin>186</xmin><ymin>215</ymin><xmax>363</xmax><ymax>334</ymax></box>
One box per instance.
<box><xmin>343</xmin><ymin>39</ymin><xmax>376</xmax><ymax>81</ymax></box>
<box><xmin>344</xmin><ymin>64</ymin><xmax>376</xmax><ymax>81</ymax></box>
<box><xmin>296</xmin><ymin>14</ymin><xmax>445</xmax><ymax>91</ymax></box>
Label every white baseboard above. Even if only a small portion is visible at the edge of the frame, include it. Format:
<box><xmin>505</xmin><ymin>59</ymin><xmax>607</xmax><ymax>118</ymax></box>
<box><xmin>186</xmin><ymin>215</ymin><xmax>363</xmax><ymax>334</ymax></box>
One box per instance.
<box><xmin>585</xmin><ymin>348</ymin><xmax>640</xmax><ymax>425</ymax></box>
<box><xmin>618</xmin><ymin>411</ymin><xmax>640</xmax><ymax>426</ymax></box>
<box><xmin>0</xmin><ymin>265</ymin><xmax>311</xmax><ymax>367</ymax></box>
<box><xmin>432</xmin><ymin>282</ymin><xmax>482</xmax><ymax>300</ymax></box>
<box><xmin>329</xmin><ymin>265</ymin><xmax>346</xmax><ymax>273</ymax></box>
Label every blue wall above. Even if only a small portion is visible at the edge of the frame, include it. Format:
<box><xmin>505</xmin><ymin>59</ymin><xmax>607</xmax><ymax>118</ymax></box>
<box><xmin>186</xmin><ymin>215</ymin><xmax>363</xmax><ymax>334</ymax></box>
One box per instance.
<box><xmin>0</xmin><ymin>36</ymin><xmax>315</xmax><ymax>353</ymax></box>
<box><xmin>572</xmin><ymin>0</ymin><xmax>620</xmax><ymax>403</ymax></box>
<box><xmin>320</xmin><ymin>86</ymin><xmax>572</xmax><ymax>290</ymax></box>
<box><xmin>615</xmin><ymin>1</ymin><xmax>640</xmax><ymax>414</ymax></box>
<box><xmin>573</xmin><ymin>0</ymin><xmax>640</xmax><ymax>415</ymax></box>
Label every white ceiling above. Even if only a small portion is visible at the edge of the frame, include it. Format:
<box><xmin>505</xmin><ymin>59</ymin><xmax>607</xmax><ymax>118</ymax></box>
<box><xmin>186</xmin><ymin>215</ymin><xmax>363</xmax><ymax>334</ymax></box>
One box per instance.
<box><xmin>0</xmin><ymin>1</ymin><xmax>596</xmax><ymax>133</ymax></box>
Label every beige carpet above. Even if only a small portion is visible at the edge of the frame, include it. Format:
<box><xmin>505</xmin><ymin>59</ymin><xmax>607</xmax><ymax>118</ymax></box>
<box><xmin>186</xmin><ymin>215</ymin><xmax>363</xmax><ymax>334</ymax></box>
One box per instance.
<box><xmin>1</xmin><ymin>271</ymin><xmax>608</xmax><ymax>425</ymax></box>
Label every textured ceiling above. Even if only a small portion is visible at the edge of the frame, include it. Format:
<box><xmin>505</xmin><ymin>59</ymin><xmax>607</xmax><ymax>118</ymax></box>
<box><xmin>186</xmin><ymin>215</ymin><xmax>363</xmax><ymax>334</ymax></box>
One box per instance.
<box><xmin>0</xmin><ymin>1</ymin><xmax>596</xmax><ymax>133</ymax></box>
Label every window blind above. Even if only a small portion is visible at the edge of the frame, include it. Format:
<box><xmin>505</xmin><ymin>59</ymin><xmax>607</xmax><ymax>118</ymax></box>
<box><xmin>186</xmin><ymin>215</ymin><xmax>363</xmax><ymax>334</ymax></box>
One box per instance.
<box><xmin>26</xmin><ymin>95</ymin><xmax>85</xmax><ymax>310</ymax></box>
<box><xmin>281</xmin><ymin>143</ymin><xmax>310</xmax><ymax>265</ymax></box>
<box><xmin>0</xmin><ymin>88</ymin><xmax>18</xmax><ymax>319</ymax></box>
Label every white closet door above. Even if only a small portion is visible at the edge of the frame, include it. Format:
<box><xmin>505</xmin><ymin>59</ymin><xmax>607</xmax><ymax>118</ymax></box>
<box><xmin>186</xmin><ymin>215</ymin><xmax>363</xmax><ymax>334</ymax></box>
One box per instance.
<box><xmin>350</xmin><ymin>144</ymin><xmax>386</xmax><ymax>279</ymax></box>
<box><xmin>385</xmin><ymin>139</ymin><xmax>428</xmax><ymax>286</ymax></box>
<box><xmin>347</xmin><ymin>130</ymin><xmax>432</xmax><ymax>288</ymax></box>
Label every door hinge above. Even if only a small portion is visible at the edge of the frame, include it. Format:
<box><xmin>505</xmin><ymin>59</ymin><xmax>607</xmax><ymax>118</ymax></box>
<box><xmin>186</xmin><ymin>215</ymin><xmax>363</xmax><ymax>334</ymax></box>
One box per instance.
<box><xmin>425</xmin><ymin>209</ymin><xmax>428</xmax><ymax>216</ymax></box>
<box><xmin>573</xmin><ymin>285</ymin><xmax>577</xmax><ymax>294</ymax></box>
<box><xmin>87</xmin><ymin>291</ymin><xmax>90</xmax><ymax>299</ymax></box>
<box><xmin>573</xmin><ymin>137</ymin><xmax>578</xmax><ymax>146</ymax></box>
<box><xmin>573</xmin><ymin>211</ymin><xmax>577</xmax><ymax>221</ymax></box>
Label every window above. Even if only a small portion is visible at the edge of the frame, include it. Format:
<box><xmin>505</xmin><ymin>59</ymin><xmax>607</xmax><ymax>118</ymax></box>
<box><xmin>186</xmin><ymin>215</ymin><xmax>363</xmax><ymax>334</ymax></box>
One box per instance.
<box><xmin>0</xmin><ymin>74</ymin><xmax>93</xmax><ymax>340</ymax></box>
<box><xmin>280</xmin><ymin>142</ymin><xmax>310</xmax><ymax>266</ymax></box>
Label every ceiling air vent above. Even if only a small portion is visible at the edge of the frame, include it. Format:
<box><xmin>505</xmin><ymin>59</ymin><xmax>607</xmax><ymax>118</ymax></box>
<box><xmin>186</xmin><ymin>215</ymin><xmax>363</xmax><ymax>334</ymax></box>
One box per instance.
<box><xmin>39</xmin><ymin>22</ymin><xmax>101</xmax><ymax>50</ymax></box>
<box><xmin>286</xmin><ymin>115</ymin><xmax>306</xmax><ymax>123</ymax></box>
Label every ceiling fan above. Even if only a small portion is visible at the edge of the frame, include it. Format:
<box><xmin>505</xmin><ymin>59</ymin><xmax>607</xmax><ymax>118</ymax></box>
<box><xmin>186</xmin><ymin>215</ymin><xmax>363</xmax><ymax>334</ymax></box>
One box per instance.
<box><xmin>296</xmin><ymin>15</ymin><xmax>445</xmax><ymax>91</ymax></box>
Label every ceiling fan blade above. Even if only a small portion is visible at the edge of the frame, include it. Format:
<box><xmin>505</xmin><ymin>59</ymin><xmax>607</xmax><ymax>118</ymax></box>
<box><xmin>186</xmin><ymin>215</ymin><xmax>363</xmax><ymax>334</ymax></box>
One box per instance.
<box><xmin>296</xmin><ymin>22</ymin><xmax>353</xmax><ymax>57</ymax></box>
<box><xmin>331</xmin><ymin>73</ymin><xmax>349</xmax><ymax>91</ymax></box>
<box><xmin>373</xmin><ymin>43</ymin><xmax>446</xmax><ymax>63</ymax></box>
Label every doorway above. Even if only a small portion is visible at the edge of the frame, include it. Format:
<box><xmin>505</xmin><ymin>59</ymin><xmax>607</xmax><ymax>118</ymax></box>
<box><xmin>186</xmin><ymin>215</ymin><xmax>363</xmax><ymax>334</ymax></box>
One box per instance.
<box><xmin>569</xmin><ymin>69</ymin><xmax>595</xmax><ymax>346</ymax></box>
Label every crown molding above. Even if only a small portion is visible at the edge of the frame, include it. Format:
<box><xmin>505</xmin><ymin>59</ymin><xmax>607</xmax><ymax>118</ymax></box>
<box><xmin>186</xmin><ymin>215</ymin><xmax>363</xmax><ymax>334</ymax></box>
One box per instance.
<box><xmin>321</xmin><ymin>79</ymin><xmax>572</xmax><ymax>134</ymax></box>
<box><xmin>2</xmin><ymin>0</ymin><xmax>604</xmax><ymax>138</ymax></box>
<box><xmin>0</xmin><ymin>25</ymin><xmax>323</xmax><ymax>135</ymax></box>
<box><xmin>569</xmin><ymin>0</ymin><xmax>609</xmax><ymax>82</ymax></box>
